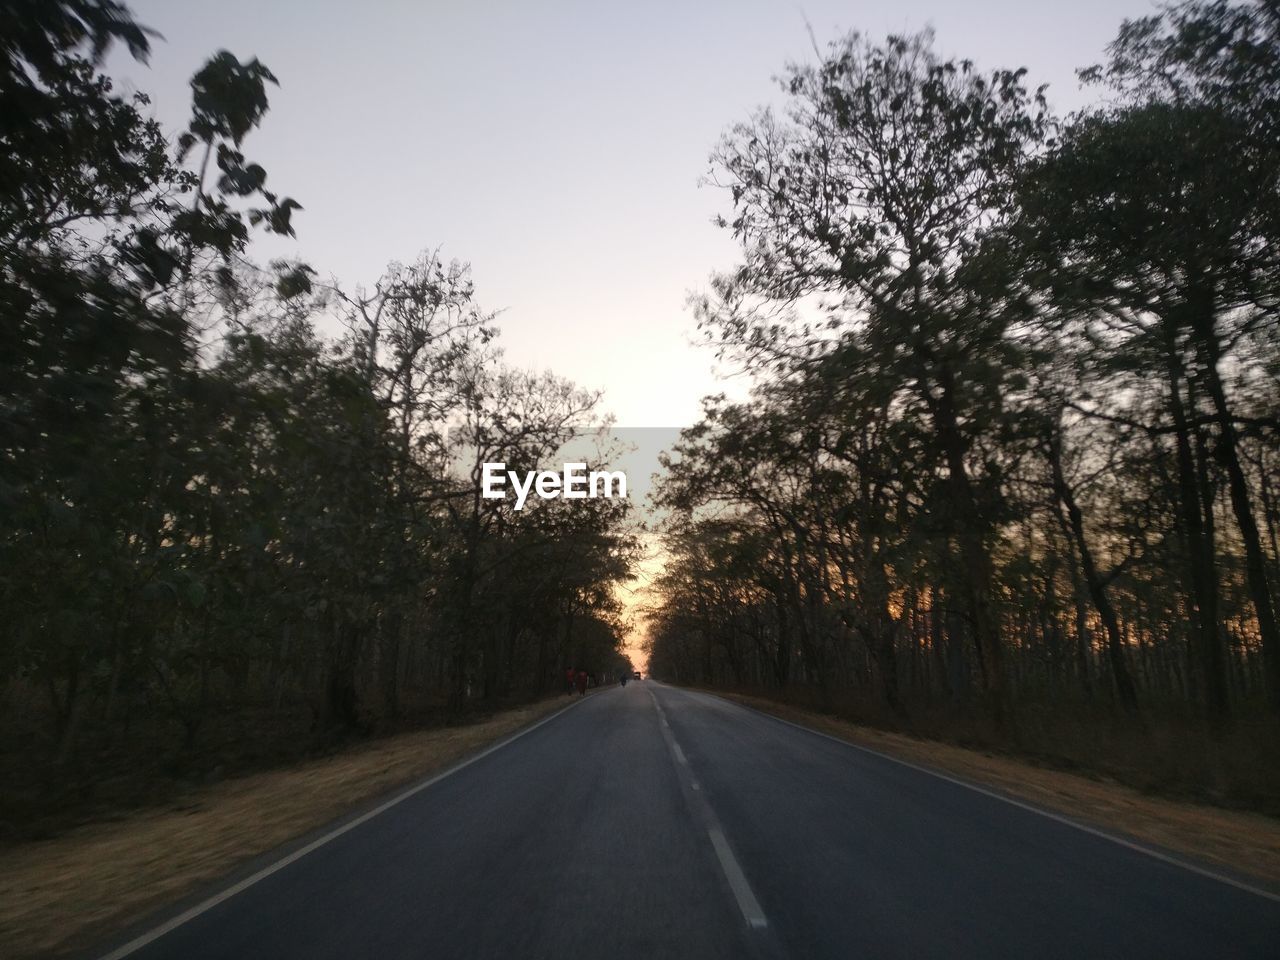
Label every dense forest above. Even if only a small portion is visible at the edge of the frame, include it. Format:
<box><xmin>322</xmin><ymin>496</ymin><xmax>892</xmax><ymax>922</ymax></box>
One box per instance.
<box><xmin>646</xmin><ymin>0</ymin><xmax>1280</xmax><ymax>807</ymax></box>
<box><xmin>5</xmin><ymin>0</ymin><xmax>1280</xmax><ymax>834</ymax></box>
<box><xmin>0</xmin><ymin>1</ymin><xmax>636</xmax><ymax>831</ymax></box>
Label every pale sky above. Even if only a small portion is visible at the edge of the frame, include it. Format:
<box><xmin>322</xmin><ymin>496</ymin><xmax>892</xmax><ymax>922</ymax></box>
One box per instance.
<box><xmin>109</xmin><ymin>0</ymin><xmax>1159</xmax><ymax>430</ymax></box>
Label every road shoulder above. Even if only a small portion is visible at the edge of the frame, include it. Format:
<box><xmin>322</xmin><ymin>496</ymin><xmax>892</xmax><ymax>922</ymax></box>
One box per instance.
<box><xmin>709</xmin><ymin>690</ymin><xmax>1280</xmax><ymax>893</ymax></box>
<box><xmin>1</xmin><ymin>695</ymin><xmax>586</xmax><ymax>960</ymax></box>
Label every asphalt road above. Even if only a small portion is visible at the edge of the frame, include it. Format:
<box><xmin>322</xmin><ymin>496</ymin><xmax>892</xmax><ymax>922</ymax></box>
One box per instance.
<box><xmin>95</xmin><ymin>683</ymin><xmax>1280</xmax><ymax>960</ymax></box>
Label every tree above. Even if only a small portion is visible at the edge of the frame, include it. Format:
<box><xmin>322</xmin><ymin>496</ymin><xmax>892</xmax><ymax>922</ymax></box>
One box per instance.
<box><xmin>698</xmin><ymin>29</ymin><xmax>1050</xmax><ymax>713</ymax></box>
<box><xmin>1019</xmin><ymin>65</ymin><xmax>1280</xmax><ymax>719</ymax></box>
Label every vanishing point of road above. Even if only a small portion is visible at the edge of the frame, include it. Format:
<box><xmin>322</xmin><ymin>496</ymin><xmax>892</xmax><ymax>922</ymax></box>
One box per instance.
<box><xmin>93</xmin><ymin>683</ymin><xmax>1280</xmax><ymax>960</ymax></box>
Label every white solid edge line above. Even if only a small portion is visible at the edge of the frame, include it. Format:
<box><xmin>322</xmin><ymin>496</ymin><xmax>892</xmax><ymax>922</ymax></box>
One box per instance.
<box><xmin>96</xmin><ymin>697</ymin><xmax>586</xmax><ymax>960</ymax></box>
<box><xmin>708</xmin><ymin>827</ymin><xmax>769</xmax><ymax>929</ymax></box>
<box><xmin>702</xmin><ymin>691</ymin><xmax>1280</xmax><ymax>905</ymax></box>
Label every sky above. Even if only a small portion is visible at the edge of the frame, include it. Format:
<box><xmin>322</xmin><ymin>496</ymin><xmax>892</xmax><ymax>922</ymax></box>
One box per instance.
<box><xmin>107</xmin><ymin>0</ymin><xmax>1162</xmax><ymax>667</ymax></box>
<box><xmin>109</xmin><ymin>0</ymin><xmax>1161</xmax><ymax>432</ymax></box>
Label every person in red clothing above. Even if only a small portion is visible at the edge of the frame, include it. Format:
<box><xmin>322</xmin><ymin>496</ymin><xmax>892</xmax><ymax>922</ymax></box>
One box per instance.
<box><xmin>575</xmin><ymin>669</ymin><xmax>588</xmax><ymax>696</ymax></box>
<box><xmin>565</xmin><ymin>667</ymin><xmax>576</xmax><ymax>695</ymax></box>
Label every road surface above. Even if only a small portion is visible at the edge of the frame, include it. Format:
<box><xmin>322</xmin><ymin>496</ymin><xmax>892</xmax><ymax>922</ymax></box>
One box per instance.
<box><xmin>94</xmin><ymin>683</ymin><xmax>1280</xmax><ymax>959</ymax></box>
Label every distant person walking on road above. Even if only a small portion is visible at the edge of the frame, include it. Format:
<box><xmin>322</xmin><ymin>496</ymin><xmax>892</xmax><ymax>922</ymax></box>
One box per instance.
<box><xmin>575</xmin><ymin>670</ymin><xmax>588</xmax><ymax>696</ymax></box>
<box><xmin>566</xmin><ymin>667</ymin><xmax>576</xmax><ymax>695</ymax></box>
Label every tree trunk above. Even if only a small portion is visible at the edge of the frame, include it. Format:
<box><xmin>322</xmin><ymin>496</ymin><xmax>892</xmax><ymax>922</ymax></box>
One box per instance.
<box><xmin>929</xmin><ymin>364</ymin><xmax>1005</xmax><ymax>715</ymax></box>
<box><xmin>1192</xmin><ymin>302</ymin><xmax>1280</xmax><ymax>712</ymax></box>
<box><xmin>1164</xmin><ymin>338</ymin><xmax>1228</xmax><ymax>726</ymax></box>
<box><xmin>1048</xmin><ymin>427</ymin><xmax>1138</xmax><ymax>712</ymax></box>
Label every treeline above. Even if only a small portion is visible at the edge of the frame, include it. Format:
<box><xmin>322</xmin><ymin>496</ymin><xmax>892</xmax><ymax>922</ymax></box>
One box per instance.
<box><xmin>648</xmin><ymin>1</ymin><xmax>1280</xmax><ymax>796</ymax></box>
<box><xmin>0</xmin><ymin>1</ymin><xmax>634</xmax><ymax>824</ymax></box>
